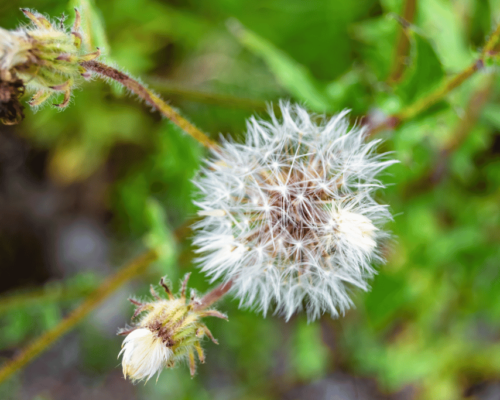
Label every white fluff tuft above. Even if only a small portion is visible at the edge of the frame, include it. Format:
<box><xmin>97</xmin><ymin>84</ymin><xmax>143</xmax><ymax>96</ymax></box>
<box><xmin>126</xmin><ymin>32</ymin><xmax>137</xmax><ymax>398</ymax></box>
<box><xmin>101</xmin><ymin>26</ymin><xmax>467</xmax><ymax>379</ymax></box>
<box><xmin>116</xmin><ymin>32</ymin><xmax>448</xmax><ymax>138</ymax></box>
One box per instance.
<box><xmin>193</xmin><ymin>101</ymin><xmax>397</xmax><ymax>321</ymax></box>
<box><xmin>119</xmin><ymin>328</ymin><xmax>172</xmax><ymax>383</ymax></box>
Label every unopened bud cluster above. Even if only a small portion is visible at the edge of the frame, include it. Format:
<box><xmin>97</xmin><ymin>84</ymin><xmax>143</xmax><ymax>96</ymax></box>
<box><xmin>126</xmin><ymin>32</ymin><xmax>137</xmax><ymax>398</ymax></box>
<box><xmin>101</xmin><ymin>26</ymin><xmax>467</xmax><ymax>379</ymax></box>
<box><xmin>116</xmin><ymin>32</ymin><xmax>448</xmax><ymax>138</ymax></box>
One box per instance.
<box><xmin>0</xmin><ymin>8</ymin><xmax>100</xmax><ymax>118</ymax></box>
<box><xmin>118</xmin><ymin>274</ymin><xmax>227</xmax><ymax>383</ymax></box>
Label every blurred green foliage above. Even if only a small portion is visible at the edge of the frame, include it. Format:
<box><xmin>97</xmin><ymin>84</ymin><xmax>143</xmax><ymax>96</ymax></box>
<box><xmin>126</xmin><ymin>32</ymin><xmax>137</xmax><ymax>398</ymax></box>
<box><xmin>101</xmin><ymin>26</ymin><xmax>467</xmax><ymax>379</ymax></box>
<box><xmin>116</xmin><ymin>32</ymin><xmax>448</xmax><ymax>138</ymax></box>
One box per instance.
<box><xmin>1</xmin><ymin>0</ymin><xmax>500</xmax><ymax>399</ymax></box>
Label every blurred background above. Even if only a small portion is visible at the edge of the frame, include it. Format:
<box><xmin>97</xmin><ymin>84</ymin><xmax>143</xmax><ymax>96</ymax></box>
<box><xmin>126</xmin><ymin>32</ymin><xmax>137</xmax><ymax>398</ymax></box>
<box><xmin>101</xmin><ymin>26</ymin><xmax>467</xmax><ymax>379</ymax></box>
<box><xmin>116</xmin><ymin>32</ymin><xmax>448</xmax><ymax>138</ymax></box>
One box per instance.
<box><xmin>1</xmin><ymin>0</ymin><xmax>500</xmax><ymax>399</ymax></box>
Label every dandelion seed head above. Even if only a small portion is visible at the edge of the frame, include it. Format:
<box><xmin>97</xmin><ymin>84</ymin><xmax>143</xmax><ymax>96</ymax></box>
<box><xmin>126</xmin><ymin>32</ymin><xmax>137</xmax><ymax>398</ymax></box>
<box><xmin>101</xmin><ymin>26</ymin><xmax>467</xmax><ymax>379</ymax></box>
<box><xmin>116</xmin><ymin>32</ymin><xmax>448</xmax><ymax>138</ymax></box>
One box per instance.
<box><xmin>193</xmin><ymin>102</ymin><xmax>396</xmax><ymax>321</ymax></box>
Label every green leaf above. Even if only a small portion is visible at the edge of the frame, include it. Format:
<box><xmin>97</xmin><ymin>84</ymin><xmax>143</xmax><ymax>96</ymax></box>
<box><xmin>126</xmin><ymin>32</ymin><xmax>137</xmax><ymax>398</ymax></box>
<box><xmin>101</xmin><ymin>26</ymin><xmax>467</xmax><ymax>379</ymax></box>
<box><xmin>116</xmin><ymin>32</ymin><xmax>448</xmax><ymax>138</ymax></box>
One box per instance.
<box><xmin>229</xmin><ymin>20</ymin><xmax>333</xmax><ymax>112</ymax></box>
<box><xmin>396</xmin><ymin>24</ymin><xmax>445</xmax><ymax>105</ymax></box>
<box><xmin>143</xmin><ymin>198</ymin><xmax>177</xmax><ymax>276</ymax></box>
<box><xmin>482</xmin><ymin>103</ymin><xmax>500</xmax><ymax>130</ymax></box>
<box><xmin>69</xmin><ymin>0</ymin><xmax>110</xmax><ymax>52</ymax></box>
<box><xmin>352</xmin><ymin>15</ymin><xmax>398</xmax><ymax>82</ymax></box>
<box><xmin>291</xmin><ymin>318</ymin><xmax>330</xmax><ymax>380</ymax></box>
<box><xmin>324</xmin><ymin>70</ymin><xmax>370</xmax><ymax>114</ymax></box>
<box><xmin>418</xmin><ymin>0</ymin><xmax>474</xmax><ymax>70</ymax></box>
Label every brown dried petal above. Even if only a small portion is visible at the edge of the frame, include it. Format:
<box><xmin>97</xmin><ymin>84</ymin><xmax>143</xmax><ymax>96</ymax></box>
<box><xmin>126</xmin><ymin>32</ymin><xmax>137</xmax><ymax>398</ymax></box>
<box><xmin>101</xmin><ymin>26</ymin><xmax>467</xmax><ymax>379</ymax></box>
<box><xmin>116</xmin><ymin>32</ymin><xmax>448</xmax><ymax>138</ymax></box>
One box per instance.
<box><xmin>0</xmin><ymin>75</ymin><xmax>25</xmax><ymax>125</ymax></box>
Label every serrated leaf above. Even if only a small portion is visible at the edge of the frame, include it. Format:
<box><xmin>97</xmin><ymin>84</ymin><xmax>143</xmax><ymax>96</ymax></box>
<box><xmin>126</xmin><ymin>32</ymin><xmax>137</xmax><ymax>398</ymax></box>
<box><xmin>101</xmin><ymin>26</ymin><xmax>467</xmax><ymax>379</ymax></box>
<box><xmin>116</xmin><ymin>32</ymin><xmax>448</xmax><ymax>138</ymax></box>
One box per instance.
<box><xmin>229</xmin><ymin>20</ymin><xmax>333</xmax><ymax>112</ymax></box>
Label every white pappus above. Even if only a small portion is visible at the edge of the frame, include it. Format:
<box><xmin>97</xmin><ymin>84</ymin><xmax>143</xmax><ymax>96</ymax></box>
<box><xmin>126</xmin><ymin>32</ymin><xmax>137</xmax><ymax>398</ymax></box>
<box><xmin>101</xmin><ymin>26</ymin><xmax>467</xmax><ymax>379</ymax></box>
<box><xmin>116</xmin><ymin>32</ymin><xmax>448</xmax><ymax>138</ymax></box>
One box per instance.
<box><xmin>193</xmin><ymin>101</ymin><xmax>397</xmax><ymax>321</ymax></box>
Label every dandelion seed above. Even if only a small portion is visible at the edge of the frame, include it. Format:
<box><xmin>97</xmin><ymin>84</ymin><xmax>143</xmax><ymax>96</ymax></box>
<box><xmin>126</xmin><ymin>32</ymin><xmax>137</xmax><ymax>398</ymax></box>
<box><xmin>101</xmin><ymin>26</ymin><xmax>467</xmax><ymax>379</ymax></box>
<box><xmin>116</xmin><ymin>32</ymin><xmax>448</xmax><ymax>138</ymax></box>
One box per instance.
<box><xmin>193</xmin><ymin>101</ymin><xmax>397</xmax><ymax>320</ymax></box>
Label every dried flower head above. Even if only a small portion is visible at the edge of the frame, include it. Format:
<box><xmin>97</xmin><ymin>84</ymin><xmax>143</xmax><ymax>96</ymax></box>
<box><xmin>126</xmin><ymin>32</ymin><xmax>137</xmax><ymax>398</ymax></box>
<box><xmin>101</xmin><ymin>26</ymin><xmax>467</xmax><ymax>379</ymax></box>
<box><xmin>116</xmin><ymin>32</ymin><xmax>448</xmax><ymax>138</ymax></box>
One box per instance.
<box><xmin>193</xmin><ymin>102</ymin><xmax>397</xmax><ymax>321</ymax></box>
<box><xmin>118</xmin><ymin>274</ymin><xmax>227</xmax><ymax>383</ymax></box>
<box><xmin>0</xmin><ymin>8</ymin><xmax>99</xmax><ymax>111</ymax></box>
<box><xmin>0</xmin><ymin>75</ymin><xmax>24</xmax><ymax>124</ymax></box>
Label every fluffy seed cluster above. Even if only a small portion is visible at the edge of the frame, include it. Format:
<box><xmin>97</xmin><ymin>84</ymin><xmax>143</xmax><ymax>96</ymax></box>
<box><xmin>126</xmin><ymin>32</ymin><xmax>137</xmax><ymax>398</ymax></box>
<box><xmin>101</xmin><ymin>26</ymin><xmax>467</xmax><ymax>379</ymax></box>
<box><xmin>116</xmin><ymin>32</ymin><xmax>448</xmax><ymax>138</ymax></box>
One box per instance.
<box><xmin>118</xmin><ymin>274</ymin><xmax>227</xmax><ymax>383</ymax></box>
<box><xmin>0</xmin><ymin>8</ymin><xmax>100</xmax><ymax>112</ymax></box>
<box><xmin>193</xmin><ymin>102</ymin><xmax>396</xmax><ymax>320</ymax></box>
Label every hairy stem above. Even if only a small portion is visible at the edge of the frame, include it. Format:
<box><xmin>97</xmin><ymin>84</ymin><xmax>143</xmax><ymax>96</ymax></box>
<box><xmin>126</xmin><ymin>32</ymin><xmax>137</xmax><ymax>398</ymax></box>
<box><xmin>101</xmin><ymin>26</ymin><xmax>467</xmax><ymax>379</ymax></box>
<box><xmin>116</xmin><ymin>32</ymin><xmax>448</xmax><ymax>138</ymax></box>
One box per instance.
<box><xmin>0</xmin><ymin>249</ymin><xmax>159</xmax><ymax>385</ymax></box>
<box><xmin>80</xmin><ymin>60</ymin><xmax>218</xmax><ymax>150</ymax></box>
<box><xmin>195</xmin><ymin>280</ymin><xmax>233</xmax><ymax>311</ymax></box>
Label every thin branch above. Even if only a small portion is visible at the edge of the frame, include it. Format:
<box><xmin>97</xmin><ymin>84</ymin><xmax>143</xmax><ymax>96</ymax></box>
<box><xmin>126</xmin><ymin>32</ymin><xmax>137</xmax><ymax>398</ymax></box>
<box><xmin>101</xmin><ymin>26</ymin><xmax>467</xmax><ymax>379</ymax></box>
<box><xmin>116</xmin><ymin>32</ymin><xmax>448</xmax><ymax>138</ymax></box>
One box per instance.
<box><xmin>388</xmin><ymin>0</ymin><xmax>418</xmax><ymax>83</ymax></box>
<box><xmin>482</xmin><ymin>21</ymin><xmax>500</xmax><ymax>57</ymax></box>
<box><xmin>149</xmin><ymin>78</ymin><xmax>271</xmax><ymax>112</ymax></box>
<box><xmin>194</xmin><ymin>280</ymin><xmax>233</xmax><ymax>311</ymax></box>
<box><xmin>80</xmin><ymin>60</ymin><xmax>218</xmax><ymax>150</ymax></box>
<box><xmin>368</xmin><ymin>20</ymin><xmax>500</xmax><ymax>135</ymax></box>
<box><xmin>0</xmin><ymin>249</ymin><xmax>159</xmax><ymax>386</ymax></box>
<box><xmin>393</xmin><ymin>61</ymin><xmax>482</xmax><ymax>122</ymax></box>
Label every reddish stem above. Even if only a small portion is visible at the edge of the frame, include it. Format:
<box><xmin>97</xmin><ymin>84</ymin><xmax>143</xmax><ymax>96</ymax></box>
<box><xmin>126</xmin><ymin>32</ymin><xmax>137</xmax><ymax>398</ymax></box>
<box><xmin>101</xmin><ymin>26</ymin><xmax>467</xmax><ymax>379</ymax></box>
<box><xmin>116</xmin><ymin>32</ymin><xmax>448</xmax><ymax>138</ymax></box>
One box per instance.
<box><xmin>195</xmin><ymin>280</ymin><xmax>233</xmax><ymax>310</ymax></box>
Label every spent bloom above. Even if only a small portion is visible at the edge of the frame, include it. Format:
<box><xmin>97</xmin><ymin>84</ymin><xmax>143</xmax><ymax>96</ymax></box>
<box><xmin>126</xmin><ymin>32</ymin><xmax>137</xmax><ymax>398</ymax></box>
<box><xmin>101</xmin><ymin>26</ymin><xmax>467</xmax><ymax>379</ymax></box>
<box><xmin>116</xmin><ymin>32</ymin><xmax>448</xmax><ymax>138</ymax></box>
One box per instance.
<box><xmin>193</xmin><ymin>102</ymin><xmax>396</xmax><ymax>320</ymax></box>
<box><xmin>118</xmin><ymin>274</ymin><xmax>227</xmax><ymax>383</ymax></box>
<box><xmin>0</xmin><ymin>8</ymin><xmax>99</xmax><ymax>112</ymax></box>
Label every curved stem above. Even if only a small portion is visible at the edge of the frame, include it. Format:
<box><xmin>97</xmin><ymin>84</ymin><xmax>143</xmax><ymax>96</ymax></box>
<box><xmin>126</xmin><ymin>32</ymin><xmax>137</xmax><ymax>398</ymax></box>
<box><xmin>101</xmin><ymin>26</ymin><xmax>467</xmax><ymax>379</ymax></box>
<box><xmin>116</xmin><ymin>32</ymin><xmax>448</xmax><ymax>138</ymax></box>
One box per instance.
<box><xmin>80</xmin><ymin>60</ymin><xmax>218</xmax><ymax>150</ymax></box>
<box><xmin>0</xmin><ymin>249</ymin><xmax>159</xmax><ymax>386</ymax></box>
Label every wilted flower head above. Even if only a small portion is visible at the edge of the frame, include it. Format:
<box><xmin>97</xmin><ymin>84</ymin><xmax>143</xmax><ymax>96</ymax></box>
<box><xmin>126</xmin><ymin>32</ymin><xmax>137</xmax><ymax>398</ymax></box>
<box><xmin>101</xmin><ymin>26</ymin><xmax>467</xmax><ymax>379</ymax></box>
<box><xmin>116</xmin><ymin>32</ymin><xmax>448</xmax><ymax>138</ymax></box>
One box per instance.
<box><xmin>0</xmin><ymin>76</ymin><xmax>24</xmax><ymax>124</ymax></box>
<box><xmin>118</xmin><ymin>274</ymin><xmax>227</xmax><ymax>383</ymax></box>
<box><xmin>193</xmin><ymin>102</ymin><xmax>396</xmax><ymax>321</ymax></box>
<box><xmin>0</xmin><ymin>8</ymin><xmax>100</xmax><ymax>112</ymax></box>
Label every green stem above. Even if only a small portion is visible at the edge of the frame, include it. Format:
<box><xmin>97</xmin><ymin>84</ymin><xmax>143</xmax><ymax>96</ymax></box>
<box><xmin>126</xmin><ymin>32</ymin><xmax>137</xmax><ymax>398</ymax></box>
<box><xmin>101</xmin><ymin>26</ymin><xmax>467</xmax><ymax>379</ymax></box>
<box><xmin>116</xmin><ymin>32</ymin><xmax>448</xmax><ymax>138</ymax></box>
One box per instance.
<box><xmin>393</xmin><ymin>61</ymin><xmax>481</xmax><ymax>122</ymax></box>
<box><xmin>149</xmin><ymin>79</ymin><xmax>270</xmax><ymax>112</ymax></box>
<box><xmin>80</xmin><ymin>60</ymin><xmax>218</xmax><ymax>150</ymax></box>
<box><xmin>370</xmin><ymin>20</ymin><xmax>500</xmax><ymax>134</ymax></box>
<box><xmin>0</xmin><ymin>249</ymin><xmax>159</xmax><ymax>386</ymax></box>
<box><xmin>0</xmin><ymin>280</ymin><xmax>96</xmax><ymax>315</ymax></box>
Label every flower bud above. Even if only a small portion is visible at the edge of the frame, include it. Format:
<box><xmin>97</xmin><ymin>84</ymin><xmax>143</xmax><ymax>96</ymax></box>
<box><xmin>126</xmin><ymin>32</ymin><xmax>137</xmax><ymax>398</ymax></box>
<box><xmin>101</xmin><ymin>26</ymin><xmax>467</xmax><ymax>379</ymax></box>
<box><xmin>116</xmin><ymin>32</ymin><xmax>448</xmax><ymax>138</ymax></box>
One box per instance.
<box><xmin>118</xmin><ymin>274</ymin><xmax>227</xmax><ymax>383</ymax></box>
<box><xmin>0</xmin><ymin>9</ymin><xmax>100</xmax><ymax>111</ymax></box>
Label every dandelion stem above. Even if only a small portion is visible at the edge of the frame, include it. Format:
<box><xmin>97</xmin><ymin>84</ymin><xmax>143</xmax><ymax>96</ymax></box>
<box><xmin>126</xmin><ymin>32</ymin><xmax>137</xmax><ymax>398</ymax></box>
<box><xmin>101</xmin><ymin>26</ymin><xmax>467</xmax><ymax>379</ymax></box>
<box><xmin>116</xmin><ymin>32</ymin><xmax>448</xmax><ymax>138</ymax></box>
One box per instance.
<box><xmin>393</xmin><ymin>61</ymin><xmax>482</xmax><ymax>122</ymax></box>
<box><xmin>369</xmin><ymin>20</ymin><xmax>500</xmax><ymax>135</ymax></box>
<box><xmin>80</xmin><ymin>60</ymin><xmax>218</xmax><ymax>150</ymax></box>
<box><xmin>0</xmin><ymin>249</ymin><xmax>159</xmax><ymax>386</ymax></box>
<box><xmin>195</xmin><ymin>280</ymin><xmax>233</xmax><ymax>310</ymax></box>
